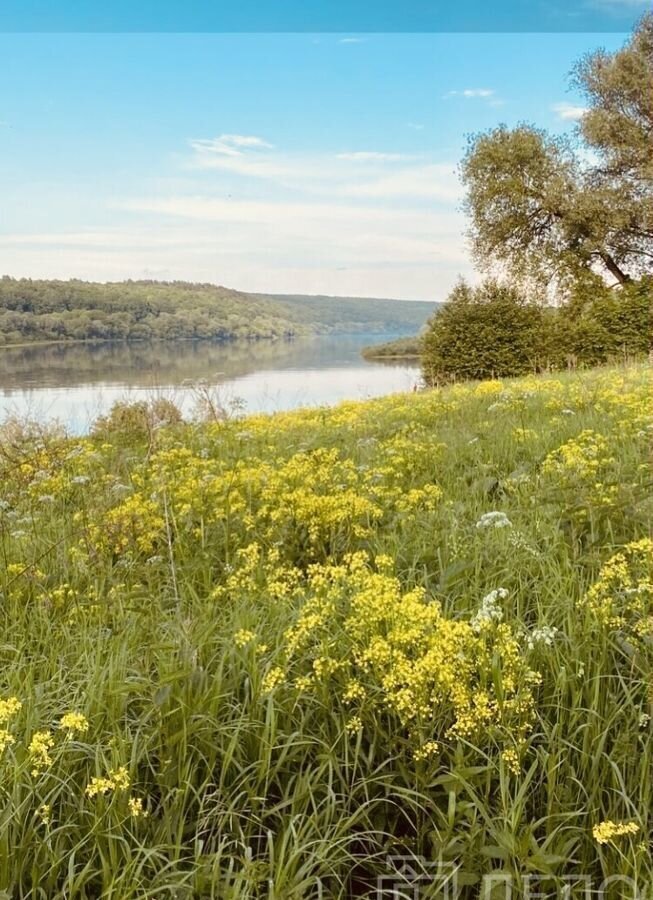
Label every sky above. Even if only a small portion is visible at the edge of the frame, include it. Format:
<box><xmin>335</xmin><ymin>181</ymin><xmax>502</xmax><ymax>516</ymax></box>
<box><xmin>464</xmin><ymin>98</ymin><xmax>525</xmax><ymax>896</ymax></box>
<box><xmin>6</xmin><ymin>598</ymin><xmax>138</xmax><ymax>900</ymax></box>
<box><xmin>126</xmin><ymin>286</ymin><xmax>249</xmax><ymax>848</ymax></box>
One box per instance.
<box><xmin>0</xmin><ymin>13</ymin><xmax>645</xmax><ymax>300</ymax></box>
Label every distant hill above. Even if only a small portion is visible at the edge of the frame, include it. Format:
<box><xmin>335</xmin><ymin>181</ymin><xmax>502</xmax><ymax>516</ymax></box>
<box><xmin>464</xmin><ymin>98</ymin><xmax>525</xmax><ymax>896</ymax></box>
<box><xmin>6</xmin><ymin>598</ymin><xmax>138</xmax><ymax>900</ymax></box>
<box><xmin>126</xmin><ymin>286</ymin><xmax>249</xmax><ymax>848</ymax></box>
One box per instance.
<box><xmin>0</xmin><ymin>277</ymin><xmax>438</xmax><ymax>345</ymax></box>
<box><xmin>263</xmin><ymin>293</ymin><xmax>437</xmax><ymax>334</ymax></box>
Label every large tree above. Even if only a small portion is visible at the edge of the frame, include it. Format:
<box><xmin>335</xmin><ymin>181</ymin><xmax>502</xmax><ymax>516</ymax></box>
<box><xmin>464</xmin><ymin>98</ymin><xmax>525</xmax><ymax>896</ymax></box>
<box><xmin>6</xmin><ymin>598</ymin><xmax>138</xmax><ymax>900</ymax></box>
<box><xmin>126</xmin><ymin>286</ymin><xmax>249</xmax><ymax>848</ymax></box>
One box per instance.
<box><xmin>461</xmin><ymin>14</ymin><xmax>653</xmax><ymax>289</ymax></box>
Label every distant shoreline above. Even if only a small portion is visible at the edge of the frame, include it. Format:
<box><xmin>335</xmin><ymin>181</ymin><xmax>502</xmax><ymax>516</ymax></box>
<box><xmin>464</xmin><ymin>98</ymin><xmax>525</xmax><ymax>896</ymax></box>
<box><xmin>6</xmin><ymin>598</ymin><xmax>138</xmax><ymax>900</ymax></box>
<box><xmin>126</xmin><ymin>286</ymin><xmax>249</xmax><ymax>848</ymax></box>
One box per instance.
<box><xmin>0</xmin><ymin>331</ymin><xmax>423</xmax><ymax>352</ymax></box>
<box><xmin>0</xmin><ymin>333</ymin><xmax>295</xmax><ymax>352</ymax></box>
<box><xmin>361</xmin><ymin>335</ymin><xmax>423</xmax><ymax>361</ymax></box>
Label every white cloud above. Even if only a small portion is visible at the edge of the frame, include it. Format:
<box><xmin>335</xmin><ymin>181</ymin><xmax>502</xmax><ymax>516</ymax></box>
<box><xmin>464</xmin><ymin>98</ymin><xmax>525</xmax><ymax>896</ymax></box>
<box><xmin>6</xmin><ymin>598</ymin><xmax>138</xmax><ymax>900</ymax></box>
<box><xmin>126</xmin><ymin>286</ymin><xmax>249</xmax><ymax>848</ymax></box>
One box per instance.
<box><xmin>407</xmin><ymin>122</ymin><xmax>424</xmax><ymax>130</ymax></box>
<box><xmin>337</xmin><ymin>164</ymin><xmax>462</xmax><ymax>202</ymax></box>
<box><xmin>3</xmin><ymin>133</ymin><xmax>470</xmax><ymax>300</ymax></box>
<box><xmin>339</xmin><ymin>37</ymin><xmax>365</xmax><ymax>43</ymax></box>
<box><xmin>552</xmin><ymin>102</ymin><xmax>588</xmax><ymax>121</ymax></box>
<box><xmin>186</xmin><ymin>136</ymin><xmax>459</xmax><ymax>202</ymax></box>
<box><xmin>189</xmin><ymin>134</ymin><xmax>274</xmax><ymax>158</ymax></box>
<box><xmin>2</xmin><ymin>194</ymin><xmax>472</xmax><ymax>300</ymax></box>
<box><xmin>114</xmin><ymin>195</ymin><xmax>446</xmax><ymax>228</ymax></box>
<box><xmin>446</xmin><ymin>88</ymin><xmax>495</xmax><ymax>99</ymax></box>
<box><xmin>336</xmin><ymin>151</ymin><xmax>409</xmax><ymax>162</ymax></box>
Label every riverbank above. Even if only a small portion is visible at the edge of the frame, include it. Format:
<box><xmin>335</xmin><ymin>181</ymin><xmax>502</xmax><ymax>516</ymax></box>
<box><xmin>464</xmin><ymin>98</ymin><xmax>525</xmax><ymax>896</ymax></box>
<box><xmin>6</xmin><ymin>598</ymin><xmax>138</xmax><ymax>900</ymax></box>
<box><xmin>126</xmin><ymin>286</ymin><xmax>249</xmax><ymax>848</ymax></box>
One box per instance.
<box><xmin>361</xmin><ymin>334</ymin><xmax>422</xmax><ymax>360</ymax></box>
<box><xmin>1</xmin><ymin>363</ymin><xmax>650</xmax><ymax>893</ymax></box>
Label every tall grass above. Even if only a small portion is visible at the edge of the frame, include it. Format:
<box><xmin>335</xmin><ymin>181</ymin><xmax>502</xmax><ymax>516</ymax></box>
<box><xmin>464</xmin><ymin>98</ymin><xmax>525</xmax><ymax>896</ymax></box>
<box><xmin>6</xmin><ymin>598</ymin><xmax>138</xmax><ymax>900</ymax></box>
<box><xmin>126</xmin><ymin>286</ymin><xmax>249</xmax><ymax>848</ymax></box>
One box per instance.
<box><xmin>0</xmin><ymin>364</ymin><xmax>651</xmax><ymax>898</ymax></box>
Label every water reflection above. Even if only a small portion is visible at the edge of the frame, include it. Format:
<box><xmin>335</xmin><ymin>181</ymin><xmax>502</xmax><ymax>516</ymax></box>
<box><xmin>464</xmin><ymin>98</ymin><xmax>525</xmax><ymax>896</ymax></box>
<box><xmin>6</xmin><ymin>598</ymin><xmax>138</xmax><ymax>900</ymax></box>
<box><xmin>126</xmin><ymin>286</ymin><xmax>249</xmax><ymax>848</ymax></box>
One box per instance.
<box><xmin>0</xmin><ymin>335</ymin><xmax>420</xmax><ymax>433</ymax></box>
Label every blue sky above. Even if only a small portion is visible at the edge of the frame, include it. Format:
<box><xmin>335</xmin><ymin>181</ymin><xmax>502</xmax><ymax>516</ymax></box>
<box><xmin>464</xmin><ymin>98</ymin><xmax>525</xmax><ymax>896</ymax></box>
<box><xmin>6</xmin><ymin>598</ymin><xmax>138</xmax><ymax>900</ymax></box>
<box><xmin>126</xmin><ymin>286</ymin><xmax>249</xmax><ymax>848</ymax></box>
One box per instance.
<box><xmin>0</xmin><ymin>24</ymin><xmax>643</xmax><ymax>299</ymax></box>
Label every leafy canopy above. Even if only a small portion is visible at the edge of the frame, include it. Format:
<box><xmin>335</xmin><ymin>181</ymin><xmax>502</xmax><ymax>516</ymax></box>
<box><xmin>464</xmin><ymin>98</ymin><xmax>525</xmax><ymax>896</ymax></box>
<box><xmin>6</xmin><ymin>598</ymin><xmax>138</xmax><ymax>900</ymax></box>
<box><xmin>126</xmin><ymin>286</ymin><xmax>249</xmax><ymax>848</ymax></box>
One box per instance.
<box><xmin>461</xmin><ymin>14</ymin><xmax>653</xmax><ymax>288</ymax></box>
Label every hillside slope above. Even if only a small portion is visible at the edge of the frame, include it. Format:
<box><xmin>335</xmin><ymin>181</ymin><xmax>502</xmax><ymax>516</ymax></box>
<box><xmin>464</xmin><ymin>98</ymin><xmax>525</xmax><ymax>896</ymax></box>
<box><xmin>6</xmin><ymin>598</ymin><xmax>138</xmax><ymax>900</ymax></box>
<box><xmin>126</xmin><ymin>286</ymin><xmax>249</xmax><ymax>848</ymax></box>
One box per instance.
<box><xmin>0</xmin><ymin>277</ymin><xmax>436</xmax><ymax>345</ymax></box>
<box><xmin>267</xmin><ymin>292</ymin><xmax>436</xmax><ymax>333</ymax></box>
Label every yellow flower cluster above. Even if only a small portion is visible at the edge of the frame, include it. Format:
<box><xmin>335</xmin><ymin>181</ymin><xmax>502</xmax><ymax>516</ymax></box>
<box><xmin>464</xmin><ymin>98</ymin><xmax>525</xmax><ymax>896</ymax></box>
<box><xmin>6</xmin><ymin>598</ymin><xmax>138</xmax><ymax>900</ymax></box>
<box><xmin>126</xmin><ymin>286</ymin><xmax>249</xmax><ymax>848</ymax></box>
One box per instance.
<box><xmin>0</xmin><ymin>697</ymin><xmax>22</xmax><ymax>756</ymax></box>
<box><xmin>37</xmin><ymin>804</ymin><xmax>51</xmax><ymax>826</ymax></box>
<box><xmin>59</xmin><ymin>712</ymin><xmax>90</xmax><ymax>735</ymax></box>
<box><xmin>28</xmin><ymin>730</ymin><xmax>55</xmax><ymax>776</ymax></box>
<box><xmin>86</xmin><ymin>765</ymin><xmax>131</xmax><ymax>798</ymax></box>
<box><xmin>413</xmin><ymin>740</ymin><xmax>439</xmax><ymax>761</ymax></box>
<box><xmin>128</xmin><ymin>796</ymin><xmax>148</xmax><ymax>818</ymax></box>
<box><xmin>501</xmin><ymin>747</ymin><xmax>521</xmax><ymax>775</ymax></box>
<box><xmin>541</xmin><ymin>429</ymin><xmax>620</xmax><ymax>515</ymax></box>
<box><xmin>0</xmin><ymin>694</ymin><xmax>147</xmax><ymax>821</ymax></box>
<box><xmin>0</xmin><ymin>696</ymin><xmax>22</xmax><ymax>724</ymax></box>
<box><xmin>592</xmin><ymin>820</ymin><xmax>640</xmax><ymax>845</ymax></box>
<box><xmin>581</xmin><ymin>538</ymin><xmax>653</xmax><ymax>635</ymax></box>
<box><xmin>234</xmin><ymin>628</ymin><xmax>256</xmax><ymax>648</ymax></box>
<box><xmin>89</xmin><ymin>493</ymin><xmax>165</xmax><ymax>556</ymax></box>
<box><xmin>281</xmin><ymin>554</ymin><xmax>539</xmax><ymax>759</ymax></box>
<box><xmin>261</xmin><ymin>667</ymin><xmax>285</xmax><ymax>694</ymax></box>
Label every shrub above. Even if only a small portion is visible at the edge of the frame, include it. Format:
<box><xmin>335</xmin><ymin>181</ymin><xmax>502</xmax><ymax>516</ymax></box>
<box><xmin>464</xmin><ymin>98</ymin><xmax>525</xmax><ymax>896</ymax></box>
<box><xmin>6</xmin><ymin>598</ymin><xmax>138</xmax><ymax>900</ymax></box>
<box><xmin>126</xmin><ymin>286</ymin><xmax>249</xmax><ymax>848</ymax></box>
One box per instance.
<box><xmin>90</xmin><ymin>397</ymin><xmax>183</xmax><ymax>443</ymax></box>
<box><xmin>556</xmin><ymin>276</ymin><xmax>653</xmax><ymax>366</ymax></box>
<box><xmin>421</xmin><ymin>279</ymin><xmax>547</xmax><ymax>384</ymax></box>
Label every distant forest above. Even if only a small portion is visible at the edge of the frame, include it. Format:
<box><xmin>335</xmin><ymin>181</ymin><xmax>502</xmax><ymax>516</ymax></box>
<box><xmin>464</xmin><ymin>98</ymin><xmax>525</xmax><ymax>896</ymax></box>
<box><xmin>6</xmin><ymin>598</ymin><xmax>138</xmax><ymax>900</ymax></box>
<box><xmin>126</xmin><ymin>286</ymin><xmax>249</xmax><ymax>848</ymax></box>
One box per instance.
<box><xmin>0</xmin><ymin>278</ymin><xmax>435</xmax><ymax>345</ymax></box>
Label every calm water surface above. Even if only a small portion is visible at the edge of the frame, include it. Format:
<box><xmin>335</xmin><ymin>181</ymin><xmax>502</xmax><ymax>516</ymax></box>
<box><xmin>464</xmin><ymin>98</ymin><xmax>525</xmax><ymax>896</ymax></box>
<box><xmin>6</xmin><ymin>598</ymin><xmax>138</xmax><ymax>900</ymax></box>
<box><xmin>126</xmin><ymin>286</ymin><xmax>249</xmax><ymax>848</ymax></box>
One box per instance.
<box><xmin>0</xmin><ymin>335</ymin><xmax>420</xmax><ymax>433</ymax></box>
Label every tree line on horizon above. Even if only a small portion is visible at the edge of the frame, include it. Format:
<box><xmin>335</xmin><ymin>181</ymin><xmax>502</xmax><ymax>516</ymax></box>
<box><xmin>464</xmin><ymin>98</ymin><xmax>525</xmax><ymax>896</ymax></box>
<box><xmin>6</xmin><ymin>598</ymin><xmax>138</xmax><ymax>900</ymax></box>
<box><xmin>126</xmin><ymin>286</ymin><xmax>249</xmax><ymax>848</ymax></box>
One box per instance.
<box><xmin>0</xmin><ymin>278</ymin><xmax>432</xmax><ymax>346</ymax></box>
<box><xmin>422</xmin><ymin>13</ymin><xmax>652</xmax><ymax>383</ymax></box>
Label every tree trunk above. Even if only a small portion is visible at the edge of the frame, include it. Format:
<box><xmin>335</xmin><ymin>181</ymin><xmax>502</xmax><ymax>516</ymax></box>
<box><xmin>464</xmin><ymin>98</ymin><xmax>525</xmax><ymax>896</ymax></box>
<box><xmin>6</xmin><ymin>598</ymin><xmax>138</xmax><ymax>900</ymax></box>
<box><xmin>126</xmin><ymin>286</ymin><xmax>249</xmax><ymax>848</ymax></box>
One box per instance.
<box><xmin>600</xmin><ymin>253</ymin><xmax>630</xmax><ymax>284</ymax></box>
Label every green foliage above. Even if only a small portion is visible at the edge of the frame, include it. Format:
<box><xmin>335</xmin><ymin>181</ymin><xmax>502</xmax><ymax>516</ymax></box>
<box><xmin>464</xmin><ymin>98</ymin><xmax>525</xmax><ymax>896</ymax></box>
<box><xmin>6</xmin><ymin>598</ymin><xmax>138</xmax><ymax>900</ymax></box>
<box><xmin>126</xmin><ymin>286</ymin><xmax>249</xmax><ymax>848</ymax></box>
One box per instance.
<box><xmin>552</xmin><ymin>276</ymin><xmax>653</xmax><ymax>367</ymax></box>
<box><xmin>422</xmin><ymin>279</ymin><xmax>547</xmax><ymax>383</ymax></box>
<box><xmin>0</xmin><ymin>365</ymin><xmax>651</xmax><ymax>895</ymax></box>
<box><xmin>422</xmin><ymin>277</ymin><xmax>651</xmax><ymax>382</ymax></box>
<box><xmin>461</xmin><ymin>15</ymin><xmax>653</xmax><ymax>288</ymax></box>
<box><xmin>0</xmin><ymin>278</ymin><xmax>435</xmax><ymax>346</ymax></box>
<box><xmin>91</xmin><ymin>397</ymin><xmax>184</xmax><ymax>444</ymax></box>
<box><xmin>574</xmin><ymin>12</ymin><xmax>653</xmax><ymax>185</ymax></box>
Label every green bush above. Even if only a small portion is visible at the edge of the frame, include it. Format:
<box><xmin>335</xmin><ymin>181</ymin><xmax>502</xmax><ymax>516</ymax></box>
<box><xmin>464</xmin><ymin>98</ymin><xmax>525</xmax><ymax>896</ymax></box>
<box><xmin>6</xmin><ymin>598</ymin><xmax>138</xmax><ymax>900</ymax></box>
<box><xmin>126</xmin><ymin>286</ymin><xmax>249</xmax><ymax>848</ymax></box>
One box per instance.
<box><xmin>422</xmin><ymin>276</ymin><xmax>651</xmax><ymax>383</ymax></box>
<box><xmin>556</xmin><ymin>276</ymin><xmax>653</xmax><ymax>366</ymax></box>
<box><xmin>90</xmin><ymin>397</ymin><xmax>183</xmax><ymax>444</ymax></box>
<box><xmin>421</xmin><ymin>279</ymin><xmax>547</xmax><ymax>384</ymax></box>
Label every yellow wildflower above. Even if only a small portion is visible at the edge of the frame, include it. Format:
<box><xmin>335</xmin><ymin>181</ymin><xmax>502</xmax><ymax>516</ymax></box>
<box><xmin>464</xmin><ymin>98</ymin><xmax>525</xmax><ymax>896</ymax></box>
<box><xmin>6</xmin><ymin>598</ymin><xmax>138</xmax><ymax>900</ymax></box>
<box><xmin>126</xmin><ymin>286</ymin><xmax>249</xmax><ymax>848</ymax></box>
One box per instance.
<box><xmin>85</xmin><ymin>765</ymin><xmax>131</xmax><ymax>798</ymax></box>
<box><xmin>0</xmin><ymin>697</ymin><xmax>21</xmax><ymax>724</ymax></box>
<box><xmin>28</xmin><ymin>731</ymin><xmax>55</xmax><ymax>776</ymax></box>
<box><xmin>128</xmin><ymin>796</ymin><xmax>148</xmax><ymax>818</ymax></box>
<box><xmin>261</xmin><ymin>667</ymin><xmax>285</xmax><ymax>694</ymax></box>
<box><xmin>234</xmin><ymin>628</ymin><xmax>256</xmax><ymax>648</ymax></box>
<box><xmin>85</xmin><ymin>776</ymin><xmax>115</xmax><ymax>798</ymax></box>
<box><xmin>413</xmin><ymin>741</ymin><xmax>439</xmax><ymax>761</ymax></box>
<box><xmin>0</xmin><ymin>730</ymin><xmax>15</xmax><ymax>755</ymax></box>
<box><xmin>37</xmin><ymin>804</ymin><xmax>51</xmax><ymax>826</ymax></box>
<box><xmin>59</xmin><ymin>712</ymin><xmax>89</xmax><ymax>735</ymax></box>
<box><xmin>592</xmin><ymin>820</ymin><xmax>640</xmax><ymax>845</ymax></box>
<box><xmin>345</xmin><ymin>715</ymin><xmax>362</xmax><ymax>735</ymax></box>
<box><xmin>501</xmin><ymin>747</ymin><xmax>521</xmax><ymax>775</ymax></box>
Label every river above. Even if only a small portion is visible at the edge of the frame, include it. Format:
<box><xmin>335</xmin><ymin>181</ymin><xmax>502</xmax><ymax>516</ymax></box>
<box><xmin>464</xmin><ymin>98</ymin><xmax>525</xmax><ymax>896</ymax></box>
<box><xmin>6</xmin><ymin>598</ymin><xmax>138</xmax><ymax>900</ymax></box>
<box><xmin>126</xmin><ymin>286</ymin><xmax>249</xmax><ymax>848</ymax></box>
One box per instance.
<box><xmin>0</xmin><ymin>334</ymin><xmax>420</xmax><ymax>434</ymax></box>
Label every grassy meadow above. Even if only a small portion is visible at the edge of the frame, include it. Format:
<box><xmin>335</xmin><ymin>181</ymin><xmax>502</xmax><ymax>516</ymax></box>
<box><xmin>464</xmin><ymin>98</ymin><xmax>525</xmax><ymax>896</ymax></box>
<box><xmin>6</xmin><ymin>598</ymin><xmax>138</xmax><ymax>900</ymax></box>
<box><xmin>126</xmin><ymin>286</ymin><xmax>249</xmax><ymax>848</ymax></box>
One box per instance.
<box><xmin>0</xmin><ymin>364</ymin><xmax>652</xmax><ymax>897</ymax></box>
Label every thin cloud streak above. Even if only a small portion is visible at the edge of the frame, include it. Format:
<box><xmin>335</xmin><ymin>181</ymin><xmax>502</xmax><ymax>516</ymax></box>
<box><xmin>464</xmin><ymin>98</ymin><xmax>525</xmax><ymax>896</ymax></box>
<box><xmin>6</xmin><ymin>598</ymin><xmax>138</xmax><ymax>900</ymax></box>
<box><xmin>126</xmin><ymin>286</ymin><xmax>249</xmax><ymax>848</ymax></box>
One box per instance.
<box><xmin>336</xmin><ymin>151</ymin><xmax>409</xmax><ymax>162</ymax></box>
<box><xmin>552</xmin><ymin>102</ymin><xmax>588</xmax><ymax>120</ymax></box>
<box><xmin>446</xmin><ymin>88</ymin><xmax>495</xmax><ymax>98</ymax></box>
<box><xmin>189</xmin><ymin>134</ymin><xmax>274</xmax><ymax>158</ymax></box>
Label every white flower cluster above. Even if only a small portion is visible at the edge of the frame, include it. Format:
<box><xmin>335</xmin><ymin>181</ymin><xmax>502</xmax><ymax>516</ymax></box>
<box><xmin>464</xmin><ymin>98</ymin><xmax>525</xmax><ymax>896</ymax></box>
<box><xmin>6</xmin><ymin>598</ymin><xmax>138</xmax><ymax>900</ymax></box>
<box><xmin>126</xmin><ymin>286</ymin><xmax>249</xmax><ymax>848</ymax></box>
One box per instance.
<box><xmin>526</xmin><ymin>625</ymin><xmax>559</xmax><ymax>650</ymax></box>
<box><xmin>471</xmin><ymin>588</ymin><xmax>508</xmax><ymax>632</ymax></box>
<box><xmin>475</xmin><ymin>511</ymin><xmax>512</xmax><ymax>530</ymax></box>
